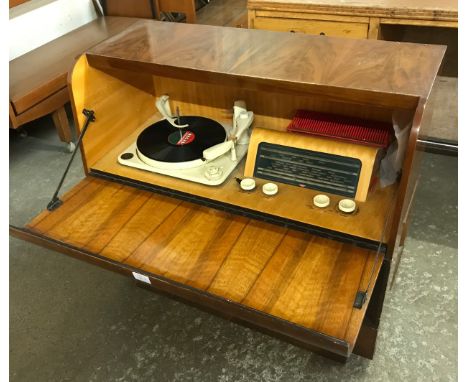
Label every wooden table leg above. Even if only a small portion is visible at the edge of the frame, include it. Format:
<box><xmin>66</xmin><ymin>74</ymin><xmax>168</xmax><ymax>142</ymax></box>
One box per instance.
<box><xmin>368</xmin><ymin>17</ymin><xmax>381</xmax><ymax>39</ymax></box>
<box><xmin>52</xmin><ymin>106</ymin><xmax>72</xmax><ymax>144</ymax></box>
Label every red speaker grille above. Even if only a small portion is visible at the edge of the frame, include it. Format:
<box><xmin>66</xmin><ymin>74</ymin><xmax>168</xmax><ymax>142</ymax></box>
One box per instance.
<box><xmin>287</xmin><ymin>110</ymin><xmax>394</xmax><ymax>148</ymax></box>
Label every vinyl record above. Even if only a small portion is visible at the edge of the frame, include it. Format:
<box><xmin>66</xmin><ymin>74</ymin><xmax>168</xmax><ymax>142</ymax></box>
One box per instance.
<box><xmin>136</xmin><ymin>116</ymin><xmax>226</xmax><ymax>163</ymax></box>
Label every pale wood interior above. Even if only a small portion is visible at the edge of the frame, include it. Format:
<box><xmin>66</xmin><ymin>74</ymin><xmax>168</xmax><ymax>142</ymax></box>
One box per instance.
<box><xmin>91</xmin><ymin>115</ymin><xmax>397</xmax><ymax>242</ymax></box>
<box><xmin>70</xmin><ymin>55</ymin><xmax>407</xmax><ymax>244</ymax></box>
<box><xmin>70</xmin><ymin>55</ymin><xmax>156</xmax><ymax>171</ymax></box>
<box><xmin>152</xmin><ymin>75</ymin><xmax>398</xmax><ymax>128</ymax></box>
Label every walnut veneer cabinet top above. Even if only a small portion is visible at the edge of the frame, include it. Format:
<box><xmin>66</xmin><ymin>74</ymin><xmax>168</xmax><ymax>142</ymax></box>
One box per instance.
<box><xmin>87</xmin><ymin>20</ymin><xmax>444</xmax><ymax>106</ymax></box>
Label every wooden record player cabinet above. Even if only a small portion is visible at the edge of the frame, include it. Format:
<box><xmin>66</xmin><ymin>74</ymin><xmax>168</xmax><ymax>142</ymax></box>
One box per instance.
<box><xmin>10</xmin><ymin>21</ymin><xmax>445</xmax><ymax>362</ymax></box>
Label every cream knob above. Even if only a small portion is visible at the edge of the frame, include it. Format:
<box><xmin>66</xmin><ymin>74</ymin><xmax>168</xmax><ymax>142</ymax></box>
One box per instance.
<box><xmin>262</xmin><ymin>182</ymin><xmax>278</xmax><ymax>196</ymax></box>
<box><xmin>338</xmin><ymin>199</ymin><xmax>356</xmax><ymax>213</ymax></box>
<box><xmin>240</xmin><ymin>178</ymin><xmax>256</xmax><ymax>191</ymax></box>
<box><xmin>313</xmin><ymin>194</ymin><xmax>330</xmax><ymax>208</ymax></box>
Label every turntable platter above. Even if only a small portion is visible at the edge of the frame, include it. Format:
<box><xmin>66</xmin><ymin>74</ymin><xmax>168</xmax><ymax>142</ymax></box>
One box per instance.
<box><xmin>136</xmin><ymin>116</ymin><xmax>226</xmax><ymax>169</ymax></box>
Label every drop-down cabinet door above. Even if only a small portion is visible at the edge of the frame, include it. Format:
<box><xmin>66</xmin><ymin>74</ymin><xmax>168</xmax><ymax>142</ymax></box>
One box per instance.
<box><xmin>10</xmin><ymin>176</ymin><xmax>383</xmax><ymax>360</ymax></box>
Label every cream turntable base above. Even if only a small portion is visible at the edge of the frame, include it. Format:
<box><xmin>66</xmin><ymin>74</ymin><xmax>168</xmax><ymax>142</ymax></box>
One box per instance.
<box><xmin>118</xmin><ymin>96</ymin><xmax>254</xmax><ymax>186</ymax></box>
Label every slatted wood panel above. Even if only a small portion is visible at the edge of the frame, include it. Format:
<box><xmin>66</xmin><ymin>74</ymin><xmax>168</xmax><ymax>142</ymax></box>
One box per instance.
<box><xmin>28</xmin><ymin>177</ymin><xmax>382</xmax><ymax>349</ymax></box>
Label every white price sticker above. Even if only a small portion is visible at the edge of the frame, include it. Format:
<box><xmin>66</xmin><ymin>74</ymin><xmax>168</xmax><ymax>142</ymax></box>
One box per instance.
<box><xmin>132</xmin><ymin>272</ymin><xmax>151</xmax><ymax>284</ymax></box>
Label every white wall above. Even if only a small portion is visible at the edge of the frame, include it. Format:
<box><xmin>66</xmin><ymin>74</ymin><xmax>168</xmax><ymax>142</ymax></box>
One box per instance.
<box><xmin>9</xmin><ymin>0</ymin><xmax>98</xmax><ymax>60</ymax></box>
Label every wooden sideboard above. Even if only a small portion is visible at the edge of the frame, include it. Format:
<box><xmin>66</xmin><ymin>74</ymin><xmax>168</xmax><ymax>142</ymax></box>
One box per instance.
<box><xmin>9</xmin><ymin>15</ymin><xmax>141</xmax><ymax>151</ymax></box>
<box><xmin>10</xmin><ymin>21</ymin><xmax>445</xmax><ymax>361</ymax></box>
<box><xmin>247</xmin><ymin>0</ymin><xmax>457</xmax><ymax>39</ymax></box>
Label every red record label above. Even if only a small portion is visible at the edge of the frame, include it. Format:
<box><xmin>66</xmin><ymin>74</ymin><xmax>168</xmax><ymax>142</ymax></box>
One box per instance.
<box><xmin>168</xmin><ymin>130</ymin><xmax>196</xmax><ymax>146</ymax></box>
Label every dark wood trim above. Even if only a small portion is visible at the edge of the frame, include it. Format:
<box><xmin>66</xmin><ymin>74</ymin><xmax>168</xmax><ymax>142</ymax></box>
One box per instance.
<box><xmin>353</xmin><ymin>318</ymin><xmax>378</xmax><ymax>359</ymax></box>
<box><xmin>363</xmin><ymin>258</ymin><xmax>391</xmax><ymax>328</ymax></box>
<box><xmin>149</xmin><ymin>0</ymin><xmax>157</xmax><ymax>19</ymax></box>
<box><xmin>10</xmin><ymin>224</ymin><xmax>352</xmax><ymax>359</ymax></box>
<box><xmin>387</xmin><ymin>100</ymin><xmax>424</xmax><ymax>258</ymax></box>
<box><xmin>136</xmin><ymin>281</ymin><xmax>349</xmax><ymax>362</ymax></box>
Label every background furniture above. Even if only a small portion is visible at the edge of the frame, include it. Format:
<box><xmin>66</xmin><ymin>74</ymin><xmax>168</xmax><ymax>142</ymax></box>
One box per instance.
<box><xmin>9</xmin><ymin>15</ymin><xmax>140</xmax><ymax>152</ymax></box>
<box><xmin>247</xmin><ymin>0</ymin><xmax>458</xmax><ymax>152</ymax></box>
<box><xmin>247</xmin><ymin>0</ymin><xmax>457</xmax><ymax>38</ymax></box>
<box><xmin>9</xmin><ymin>0</ymin><xmax>197</xmax><ymax>151</ymax></box>
<box><xmin>156</xmin><ymin>0</ymin><xmax>197</xmax><ymax>23</ymax></box>
<box><xmin>99</xmin><ymin>0</ymin><xmax>157</xmax><ymax>18</ymax></box>
<box><xmin>100</xmin><ymin>0</ymin><xmax>197</xmax><ymax>22</ymax></box>
<box><xmin>197</xmin><ymin>0</ymin><xmax>247</xmax><ymax>28</ymax></box>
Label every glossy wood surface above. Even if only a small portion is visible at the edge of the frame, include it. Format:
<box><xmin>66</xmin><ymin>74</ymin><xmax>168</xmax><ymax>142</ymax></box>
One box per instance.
<box><xmin>85</xmin><ymin>20</ymin><xmax>445</xmax><ymax>109</ymax></box>
<box><xmin>27</xmin><ymin>176</ymin><xmax>383</xmax><ymax>351</ymax></box>
<box><xmin>9</xmin><ymin>16</ymin><xmax>139</xmax><ymax>114</ymax></box>
<box><xmin>248</xmin><ymin>0</ymin><xmax>457</xmax><ymax>21</ymax></box>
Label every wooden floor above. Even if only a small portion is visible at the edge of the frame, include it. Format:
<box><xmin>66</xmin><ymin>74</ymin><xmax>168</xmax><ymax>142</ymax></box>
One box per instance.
<box><xmin>26</xmin><ymin>177</ymin><xmax>383</xmax><ymax>349</ymax></box>
<box><xmin>197</xmin><ymin>0</ymin><xmax>247</xmax><ymax>27</ymax></box>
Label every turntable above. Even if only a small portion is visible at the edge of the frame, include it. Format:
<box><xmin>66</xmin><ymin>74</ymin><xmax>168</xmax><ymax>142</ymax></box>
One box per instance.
<box><xmin>118</xmin><ymin>95</ymin><xmax>254</xmax><ymax>185</ymax></box>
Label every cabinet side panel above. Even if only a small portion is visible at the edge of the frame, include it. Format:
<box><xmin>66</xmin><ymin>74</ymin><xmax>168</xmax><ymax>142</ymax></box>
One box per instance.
<box><xmin>387</xmin><ymin>100</ymin><xmax>426</xmax><ymax>258</ymax></box>
<box><xmin>68</xmin><ymin>54</ymin><xmax>156</xmax><ymax>170</ymax></box>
